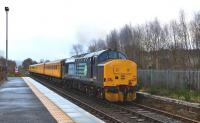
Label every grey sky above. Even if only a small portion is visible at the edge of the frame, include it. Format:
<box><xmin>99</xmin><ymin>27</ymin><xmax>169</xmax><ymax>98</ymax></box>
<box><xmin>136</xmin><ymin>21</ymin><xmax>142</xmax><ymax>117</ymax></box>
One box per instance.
<box><xmin>0</xmin><ymin>0</ymin><xmax>199</xmax><ymax>61</ymax></box>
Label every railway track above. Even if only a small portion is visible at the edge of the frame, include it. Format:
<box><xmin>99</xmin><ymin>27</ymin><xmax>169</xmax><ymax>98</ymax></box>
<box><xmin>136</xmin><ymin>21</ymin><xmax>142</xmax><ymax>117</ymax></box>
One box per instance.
<box><xmin>31</xmin><ymin>76</ymin><xmax>195</xmax><ymax>123</ymax></box>
<box><xmin>136</xmin><ymin>93</ymin><xmax>200</xmax><ymax>122</ymax></box>
<box><xmin>129</xmin><ymin>102</ymin><xmax>199</xmax><ymax>123</ymax></box>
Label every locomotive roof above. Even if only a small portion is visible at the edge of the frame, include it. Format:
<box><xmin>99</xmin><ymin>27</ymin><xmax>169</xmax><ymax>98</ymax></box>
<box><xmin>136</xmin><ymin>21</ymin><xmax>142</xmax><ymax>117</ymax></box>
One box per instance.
<box><xmin>82</xmin><ymin>50</ymin><xmax>107</xmax><ymax>58</ymax></box>
<box><xmin>72</xmin><ymin>49</ymin><xmax>127</xmax><ymax>61</ymax></box>
<box><xmin>71</xmin><ymin>50</ymin><xmax>107</xmax><ymax>59</ymax></box>
<box><xmin>65</xmin><ymin>58</ymin><xmax>75</xmax><ymax>63</ymax></box>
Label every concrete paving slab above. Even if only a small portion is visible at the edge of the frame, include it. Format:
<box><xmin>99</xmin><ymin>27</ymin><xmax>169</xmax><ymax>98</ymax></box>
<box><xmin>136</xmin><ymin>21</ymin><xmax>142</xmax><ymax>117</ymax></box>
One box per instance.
<box><xmin>0</xmin><ymin>77</ymin><xmax>56</xmax><ymax>123</ymax></box>
<box><xmin>24</xmin><ymin>77</ymin><xmax>104</xmax><ymax>123</ymax></box>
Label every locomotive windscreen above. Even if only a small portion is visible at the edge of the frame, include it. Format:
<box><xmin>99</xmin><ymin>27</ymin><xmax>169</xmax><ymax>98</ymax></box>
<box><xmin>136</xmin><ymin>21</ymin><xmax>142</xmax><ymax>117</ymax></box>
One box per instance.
<box><xmin>98</xmin><ymin>51</ymin><xmax>127</xmax><ymax>63</ymax></box>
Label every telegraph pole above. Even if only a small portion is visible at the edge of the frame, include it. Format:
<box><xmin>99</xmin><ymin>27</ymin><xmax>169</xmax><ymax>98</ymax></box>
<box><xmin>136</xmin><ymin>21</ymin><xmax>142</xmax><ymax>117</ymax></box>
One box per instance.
<box><xmin>5</xmin><ymin>7</ymin><xmax>9</xmax><ymax>80</ymax></box>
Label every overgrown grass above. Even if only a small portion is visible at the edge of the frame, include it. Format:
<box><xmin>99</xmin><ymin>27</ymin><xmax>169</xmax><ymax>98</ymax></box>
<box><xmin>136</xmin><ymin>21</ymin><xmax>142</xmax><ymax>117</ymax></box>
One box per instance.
<box><xmin>144</xmin><ymin>86</ymin><xmax>200</xmax><ymax>103</ymax></box>
<box><xmin>8</xmin><ymin>73</ymin><xmax>25</xmax><ymax>77</ymax></box>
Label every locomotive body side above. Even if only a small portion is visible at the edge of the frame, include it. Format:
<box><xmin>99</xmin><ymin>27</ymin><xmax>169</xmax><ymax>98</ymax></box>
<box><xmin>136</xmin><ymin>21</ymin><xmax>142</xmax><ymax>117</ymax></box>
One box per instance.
<box><xmin>64</xmin><ymin>50</ymin><xmax>138</xmax><ymax>102</ymax></box>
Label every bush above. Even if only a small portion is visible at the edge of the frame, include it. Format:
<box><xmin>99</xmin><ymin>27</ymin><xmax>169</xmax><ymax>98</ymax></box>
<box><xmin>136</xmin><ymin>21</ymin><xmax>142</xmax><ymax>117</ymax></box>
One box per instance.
<box><xmin>145</xmin><ymin>86</ymin><xmax>200</xmax><ymax>103</ymax></box>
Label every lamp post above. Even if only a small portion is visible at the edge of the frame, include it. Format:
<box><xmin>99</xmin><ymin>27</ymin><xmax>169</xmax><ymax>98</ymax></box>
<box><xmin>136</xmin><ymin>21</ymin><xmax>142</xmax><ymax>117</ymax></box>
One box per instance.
<box><xmin>5</xmin><ymin>7</ymin><xmax>9</xmax><ymax>80</ymax></box>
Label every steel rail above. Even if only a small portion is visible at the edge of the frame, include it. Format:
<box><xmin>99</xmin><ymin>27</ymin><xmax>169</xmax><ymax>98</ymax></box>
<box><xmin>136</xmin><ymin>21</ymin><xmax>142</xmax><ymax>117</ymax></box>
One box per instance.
<box><xmin>131</xmin><ymin>102</ymin><xmax>200</xmax><ymax>123</ymax></box>
<box><xmin>31</xmin><ymin>76</ymin><xmax>184</xmax><ymax>123</ymax></box>
<box><xmin>32</xmin><ymin>77</ymin><xmax>122</xmax><ymax>123</ymax></box>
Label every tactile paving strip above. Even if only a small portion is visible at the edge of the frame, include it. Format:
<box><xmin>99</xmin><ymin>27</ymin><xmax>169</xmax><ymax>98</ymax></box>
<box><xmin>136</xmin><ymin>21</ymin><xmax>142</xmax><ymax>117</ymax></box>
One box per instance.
<box><xmin>24</xmin><ymin>78</ymin><xmax>74</xmax><ymax>123</ymax></box>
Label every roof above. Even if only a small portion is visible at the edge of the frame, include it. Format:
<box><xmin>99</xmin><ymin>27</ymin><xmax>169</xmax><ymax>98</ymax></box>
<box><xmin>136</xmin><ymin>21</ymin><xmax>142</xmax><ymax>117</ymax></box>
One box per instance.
<box><xmin>82</xmin><ymin>50</ymin><xmax>107</xmax><ymax>58</ymax></box>
<box><xmin>45</xmin><ymin>59</ymin><xmax>65</xmax><ymax>64</ymax></box>
<box><xmin>71</xmin><ymin>50</ymin><xmax>108</xmax><ymax>59</ymax></box>
<box><xmin>73</xmin><ymin>50</ymin><xmax>108</xmax><ymax>60</ymax></box>
<box><xmin>65</xmin><ymin>58</ymin><xmax>75</xmax><ymax>63</ymax></box>
<box><xmin>30</xmin><ymin>63</ymin><xmax>44</xmax><ymax>67</ymax></box>
<box><xmin>71</xmin><ymin>53</ymin><xmax>89</xmax><ymax>58</ymax></box>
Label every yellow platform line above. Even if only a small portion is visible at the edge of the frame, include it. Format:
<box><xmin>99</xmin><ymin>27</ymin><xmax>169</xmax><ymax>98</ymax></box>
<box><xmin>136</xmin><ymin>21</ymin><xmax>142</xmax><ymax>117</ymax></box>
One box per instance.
<box><xmin>23</xmin><ymin>78</ymin><xmax>74</xmax><ymax>123</ymax></box>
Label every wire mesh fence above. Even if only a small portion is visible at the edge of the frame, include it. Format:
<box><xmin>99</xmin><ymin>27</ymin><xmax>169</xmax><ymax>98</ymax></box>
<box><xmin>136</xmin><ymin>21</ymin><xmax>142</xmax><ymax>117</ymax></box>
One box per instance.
<box><xmin>138</xmin><ymin>70</ymin><xmax>200</xmax><ymax>91</ymax></box>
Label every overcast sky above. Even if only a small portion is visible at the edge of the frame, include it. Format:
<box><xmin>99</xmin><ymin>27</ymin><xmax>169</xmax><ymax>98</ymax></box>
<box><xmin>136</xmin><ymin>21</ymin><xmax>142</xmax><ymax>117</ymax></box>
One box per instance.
<box><xmin>0</xmin><ymin>0</ymin><xmax>200</xmax><ymax>62</ymax></box>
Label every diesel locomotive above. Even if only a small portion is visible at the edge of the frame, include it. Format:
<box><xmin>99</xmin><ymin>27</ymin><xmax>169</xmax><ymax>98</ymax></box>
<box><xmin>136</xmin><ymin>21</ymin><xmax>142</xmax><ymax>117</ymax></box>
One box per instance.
<box><xmin>29</xmin><ymin>49</ymin><xmax>137</xmax><ymax>102</ymax></box>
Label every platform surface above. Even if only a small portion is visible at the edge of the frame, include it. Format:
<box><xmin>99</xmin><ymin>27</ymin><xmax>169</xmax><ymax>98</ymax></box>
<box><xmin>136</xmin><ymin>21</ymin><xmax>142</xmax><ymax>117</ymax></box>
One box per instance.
<box><xmin>0</xmin><ymin>77</ymin><xmax>56</xmax><ymax>123</ymax></box>
<box><xmin>23</xmin><ymin>77</ymin><xmax>104</xmax><ymax>123</ymax></box>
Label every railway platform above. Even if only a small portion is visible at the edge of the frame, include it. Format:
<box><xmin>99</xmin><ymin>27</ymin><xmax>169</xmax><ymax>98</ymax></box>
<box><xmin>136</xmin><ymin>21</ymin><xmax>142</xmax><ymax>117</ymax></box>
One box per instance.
<box><xmin>0</xmin><ymin>77</ymin><xmax>104</xmax><ymax>123</ymax></box>
<box><xmin>0</xmin><ymin>77</ymin><xmax>56</xmax><ymax>123</ymax></box>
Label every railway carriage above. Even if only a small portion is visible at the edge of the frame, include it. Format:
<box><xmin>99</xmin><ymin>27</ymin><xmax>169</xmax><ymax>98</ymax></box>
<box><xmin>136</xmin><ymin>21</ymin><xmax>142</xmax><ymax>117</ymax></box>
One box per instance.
<box><xmin>44</xmin><ymin>60</ymin><xmax>65</xmax><ymax>78</ymax></box>
<box><xmin>29</xmin><ymin>49</ymin><xmax>137</xmax><ymax>102</ymax></box>
<box><xmin>29</xmin><ymin>63</ymin><xmax>45</xmax><ymax>74</ymax></box>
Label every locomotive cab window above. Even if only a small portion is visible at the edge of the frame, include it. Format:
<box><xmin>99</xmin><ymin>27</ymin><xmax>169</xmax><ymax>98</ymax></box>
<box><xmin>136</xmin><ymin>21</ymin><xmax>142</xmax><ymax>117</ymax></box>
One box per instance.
<box><xmin>108</xmin><ymin>51</ymin><xmax>118</xmax><ymax>59</ymax></box>
<box><xmin>98</xmin><ymin>52</ymin><xmax>108</xmax><ymax>63</ymax></box>
<box><xmin>98</xmin><ymin>51</ymin><xmax>127</xmax><ymax>63</ymax></box>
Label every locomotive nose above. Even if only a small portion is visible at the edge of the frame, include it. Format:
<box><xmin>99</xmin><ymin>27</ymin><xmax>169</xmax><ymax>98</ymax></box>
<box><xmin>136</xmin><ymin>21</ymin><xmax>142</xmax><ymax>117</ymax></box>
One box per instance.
<box><xmin>103</xmin><ymin>59</ymin><xmax>137</xmax><ymax>102</ymax></box>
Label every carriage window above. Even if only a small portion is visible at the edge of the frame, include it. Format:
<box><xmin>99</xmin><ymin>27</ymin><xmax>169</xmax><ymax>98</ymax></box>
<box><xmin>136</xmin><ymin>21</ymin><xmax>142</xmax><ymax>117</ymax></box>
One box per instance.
<box><xmin>98</xmin><ymin>53</ymin><xmax>108</xmax><ymax>62</ymax></box>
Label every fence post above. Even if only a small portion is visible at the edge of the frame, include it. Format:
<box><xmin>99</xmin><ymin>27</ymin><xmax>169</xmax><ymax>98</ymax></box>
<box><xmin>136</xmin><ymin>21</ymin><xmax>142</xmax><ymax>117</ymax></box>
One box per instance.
<box><xmin>150</xmin><ymin>69</ymin><xmax>152</xmax><ymax>87</ymax></box>
<box><xmin>197</xmin><ymin>71</ymin><xmax>200</xmax><ymax>92</ymax></box>
<box><xmin>167</xmin><ymin>70</ymin><xmax>169</xmax><ymax>90</ymax></box>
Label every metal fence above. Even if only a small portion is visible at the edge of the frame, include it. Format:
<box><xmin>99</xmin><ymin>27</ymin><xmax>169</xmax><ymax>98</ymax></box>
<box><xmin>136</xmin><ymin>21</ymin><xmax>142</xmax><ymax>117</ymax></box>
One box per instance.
<box><xmin>138</xmin><ymin>70</ymin><xmax>200</xmax><ymax>91</ymax></box>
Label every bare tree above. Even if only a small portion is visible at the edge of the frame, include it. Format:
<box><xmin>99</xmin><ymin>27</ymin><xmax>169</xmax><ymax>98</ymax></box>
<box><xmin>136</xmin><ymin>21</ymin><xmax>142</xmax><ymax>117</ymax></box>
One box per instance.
<box><xmin>143</xmin><ymin>19</ymin><xmax>164</xmax><ymax>68</ymax></box>
<box><xmin>119</xmin><ymin>24</ymin><xmax>134</xmax><ymax>57</ymax></box>
<box><xmin>179</xmin><ymin>10</ymin><xmax>192</xmax><ymax>68</ymax></box>
<box><xmin>96</xmin><ymin>39</ymin><xmax>106</xmax><ymax>50</ymax></box>
<box><xmin>190</xmin><ymin>11</ymin><xmax>200</xmax><ymax>68</ymax></box>
<box><xmin>22</xmin><ymin>58</ymin><xmax>34</xmax><ymax>70</ymax></box>
<box><xmin>0</xmin><ymin>57</ymin><xmax>16</xmax><ymax>73</ymax></box>
<box><xmin>88</xmin><ymin>39</ymin><xmax>98</xmax><ymax>52</ymax></box>
<box><xmin>71</xmin><ymin>44</ymin><xmax>83</xmax><ymax>55</ymax></box>
<box><xmin>119</xmin><ymin>24</ymin><xmax>144</xmax><ymax>67</ymax></box>
<box><xmin>88</xmin><ymin>39</ymin><xmax>106</xmax><ymax>52</ymax></box>
<box><xmin>85</xmin><ymin>9</ymin><xmax>200</xmax><ymax>69</ymax></box>
<box><xmin>190</xmin><ymin>11</ymin><xmax>200</xmax><ymax>49</ymax></box>
<box><xmin>169</xmin><ymin>20</ymin><xmax>181</xmax><ymax>68</ymax></box>
<box><xmin>106</xmin><ymin>30</ymin><xmax>119</xmax><ymax>50</ymax></box>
